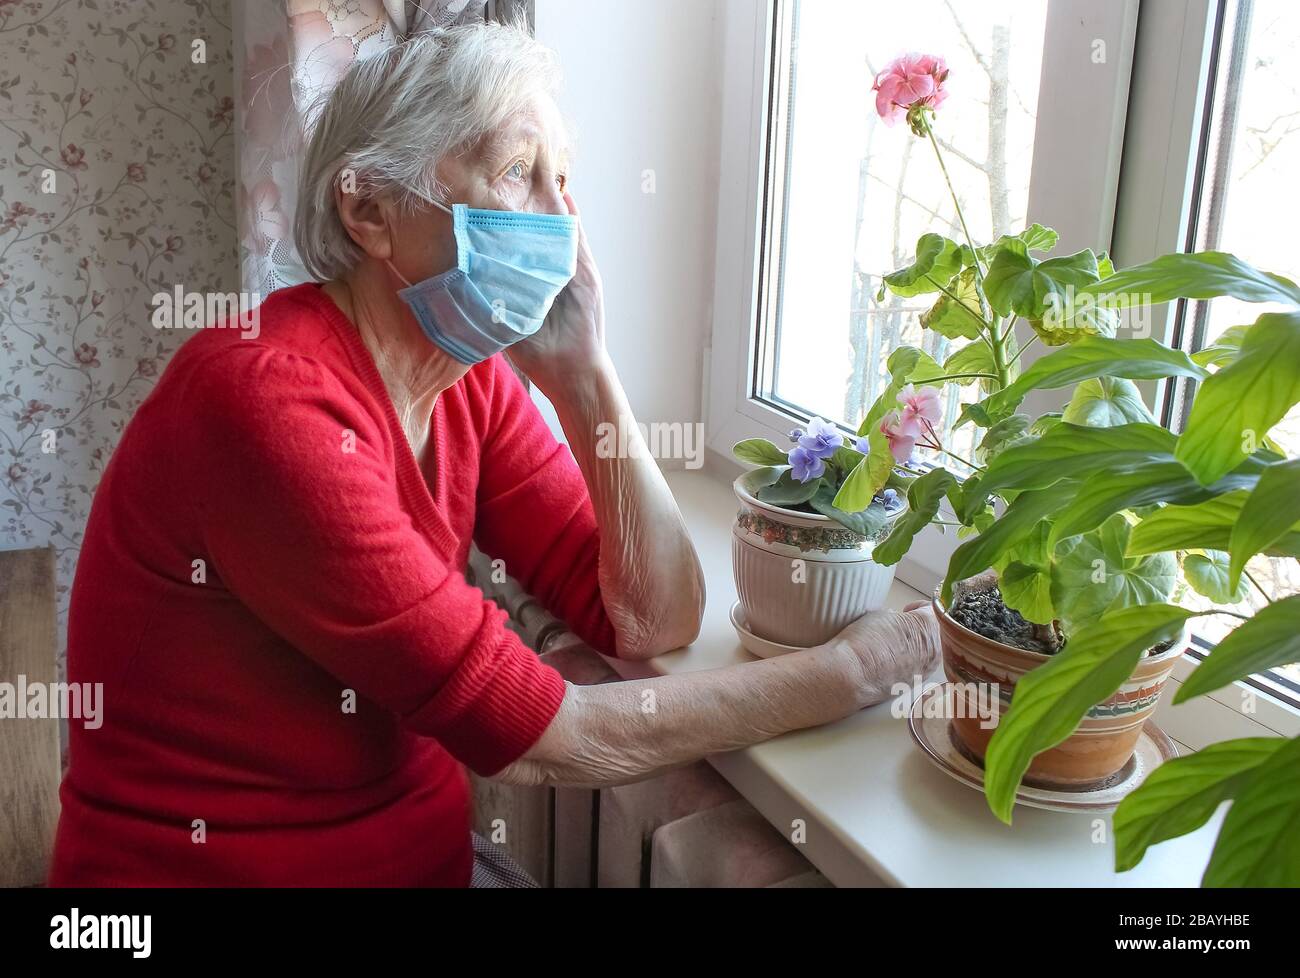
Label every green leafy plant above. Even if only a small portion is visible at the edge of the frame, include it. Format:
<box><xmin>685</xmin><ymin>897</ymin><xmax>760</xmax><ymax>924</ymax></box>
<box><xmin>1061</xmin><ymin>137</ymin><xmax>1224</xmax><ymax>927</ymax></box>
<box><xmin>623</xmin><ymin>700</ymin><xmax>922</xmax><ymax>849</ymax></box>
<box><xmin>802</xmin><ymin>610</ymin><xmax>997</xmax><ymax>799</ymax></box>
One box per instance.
<box><xmin>733</xmin><ymin>53</ymin><xmax>1300</xmax><ymax>884</ymax></box>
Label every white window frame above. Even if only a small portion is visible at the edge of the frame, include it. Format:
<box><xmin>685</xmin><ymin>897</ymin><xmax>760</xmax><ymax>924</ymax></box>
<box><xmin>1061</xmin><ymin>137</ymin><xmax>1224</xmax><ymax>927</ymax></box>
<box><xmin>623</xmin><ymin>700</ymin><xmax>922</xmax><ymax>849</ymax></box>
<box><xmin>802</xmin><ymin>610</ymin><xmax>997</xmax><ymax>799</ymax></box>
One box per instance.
<box><xmin>703</xmin><ymin>0</ymin><xmax>1300</xmax><ymax>739</ymax></box>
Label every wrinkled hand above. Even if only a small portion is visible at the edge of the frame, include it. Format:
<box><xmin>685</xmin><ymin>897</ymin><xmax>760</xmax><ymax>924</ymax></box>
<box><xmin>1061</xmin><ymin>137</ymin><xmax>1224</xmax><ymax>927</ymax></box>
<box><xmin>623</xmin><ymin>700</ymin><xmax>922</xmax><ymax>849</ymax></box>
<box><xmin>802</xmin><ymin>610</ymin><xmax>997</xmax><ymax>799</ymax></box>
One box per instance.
<box><xmin>507</xmin><ymin>192</ymin><xmax>607</xmax><ymax>398</ymax></box>
<box><xmin>827</xmin><ymin>601</ymin><xmax>942</xmax><ymax>708</ymax></box>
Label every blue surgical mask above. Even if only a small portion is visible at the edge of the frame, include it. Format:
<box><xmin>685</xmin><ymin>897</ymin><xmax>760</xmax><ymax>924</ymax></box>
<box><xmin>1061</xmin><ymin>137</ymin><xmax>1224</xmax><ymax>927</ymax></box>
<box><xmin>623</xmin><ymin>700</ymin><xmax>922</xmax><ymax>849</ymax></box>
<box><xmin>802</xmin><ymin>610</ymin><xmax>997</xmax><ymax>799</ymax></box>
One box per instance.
<box><xmin>387</xmin><ymin>199</ymin><xmax>579</xmax><ymax>365</ymax></box>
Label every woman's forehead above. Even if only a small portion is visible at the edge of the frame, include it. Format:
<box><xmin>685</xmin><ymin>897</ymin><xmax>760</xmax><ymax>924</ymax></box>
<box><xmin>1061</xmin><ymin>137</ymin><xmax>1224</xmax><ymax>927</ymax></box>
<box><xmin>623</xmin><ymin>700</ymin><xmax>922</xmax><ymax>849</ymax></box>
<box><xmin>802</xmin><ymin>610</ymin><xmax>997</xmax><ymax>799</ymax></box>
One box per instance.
<box><xmin>479</xmin><ymin>98</ymin><xmax>569</xmax><ymax>163</ymax></box>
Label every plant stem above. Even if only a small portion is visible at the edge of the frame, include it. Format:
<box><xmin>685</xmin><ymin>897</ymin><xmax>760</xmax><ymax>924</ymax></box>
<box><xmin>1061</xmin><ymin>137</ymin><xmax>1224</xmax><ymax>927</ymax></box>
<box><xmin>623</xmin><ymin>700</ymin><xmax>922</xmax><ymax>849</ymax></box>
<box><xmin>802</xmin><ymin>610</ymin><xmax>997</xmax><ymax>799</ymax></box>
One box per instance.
<box><xmin>1243</xmin><ymin>568</ymin><xmax>1274</xmax><ymax>604</ymax></box>
<box><xmin>929</xmin><ymin>372</ymin><xmax>1000</xmax><ymax>384</ymax></box>
<box><xmin>934</xmin><ymin>447</ymin><xmax>984</xmax><ymax>472</ymax></box>
<box><xmin>924</xmin><ymin>115</ymin><xmax>986</xmax><ymax>288</ymax></box>
<box><xmin>1010</xmin><ymin>331</ymin><xmax>1038</xmax><ymax>362</ymax></box>
<box><xmin>921</xmin><ymin>112</ymin><xmax>1014</xmax><ymax>391</ymax></box>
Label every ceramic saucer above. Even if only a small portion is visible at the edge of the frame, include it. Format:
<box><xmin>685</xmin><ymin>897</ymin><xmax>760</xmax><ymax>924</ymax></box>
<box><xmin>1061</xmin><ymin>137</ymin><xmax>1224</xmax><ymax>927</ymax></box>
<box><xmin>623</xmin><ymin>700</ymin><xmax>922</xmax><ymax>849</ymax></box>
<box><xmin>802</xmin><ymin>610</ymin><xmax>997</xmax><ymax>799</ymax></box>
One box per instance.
<box><xmin>908</xmin><ymin>682</ymin><xmax>1178</xmax><ymax>813</ymax></box>
<box><xmin>729</xmin><ymin>601</ymin><xmax>808</xmax><ymax>659</ymax></box>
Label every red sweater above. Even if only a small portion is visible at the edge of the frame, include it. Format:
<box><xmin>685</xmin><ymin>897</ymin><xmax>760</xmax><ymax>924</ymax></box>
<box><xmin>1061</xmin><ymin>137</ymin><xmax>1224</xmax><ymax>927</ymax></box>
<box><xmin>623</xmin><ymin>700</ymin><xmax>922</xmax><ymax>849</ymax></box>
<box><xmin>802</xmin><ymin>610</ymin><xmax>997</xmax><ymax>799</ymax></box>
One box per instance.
<box><xmin>49</xmin><ymin>283</ymin><xmax>615</xmax><ymax>887</ymax></box>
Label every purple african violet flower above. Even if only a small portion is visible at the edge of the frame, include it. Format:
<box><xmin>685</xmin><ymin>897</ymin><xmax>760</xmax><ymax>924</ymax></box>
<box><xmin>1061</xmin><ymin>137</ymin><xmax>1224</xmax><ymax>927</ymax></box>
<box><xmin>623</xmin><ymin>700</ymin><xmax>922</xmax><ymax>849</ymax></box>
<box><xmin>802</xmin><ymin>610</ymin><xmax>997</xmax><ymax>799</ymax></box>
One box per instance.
<box><xmin>789</xmin><ymin>427</ymin><xmax>806</xmax><ymax>444</ymax></box>
<box><xmin>789</xmin><ymin>446</ymin><xmax>826</xmax><ymax>483</ymax></box>
<box><xmin>854</xmin><ymin>435</ymin><xmax>870</xmax><ymax>454</ymax></box>
<box><xmin>797</xmin><ymin>416</ymin><xmax>843</xmax><ymax>459</ymax></box>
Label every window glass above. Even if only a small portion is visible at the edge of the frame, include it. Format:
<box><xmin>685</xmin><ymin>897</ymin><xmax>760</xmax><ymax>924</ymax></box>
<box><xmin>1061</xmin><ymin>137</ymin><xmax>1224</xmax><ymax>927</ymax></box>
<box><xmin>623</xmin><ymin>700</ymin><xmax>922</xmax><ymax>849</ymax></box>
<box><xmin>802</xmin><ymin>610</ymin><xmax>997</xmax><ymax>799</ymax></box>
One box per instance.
<box><xmin>758</xmin><ymin>0</ymin><xmax>1048</xmax><ymax>465</ymax></box>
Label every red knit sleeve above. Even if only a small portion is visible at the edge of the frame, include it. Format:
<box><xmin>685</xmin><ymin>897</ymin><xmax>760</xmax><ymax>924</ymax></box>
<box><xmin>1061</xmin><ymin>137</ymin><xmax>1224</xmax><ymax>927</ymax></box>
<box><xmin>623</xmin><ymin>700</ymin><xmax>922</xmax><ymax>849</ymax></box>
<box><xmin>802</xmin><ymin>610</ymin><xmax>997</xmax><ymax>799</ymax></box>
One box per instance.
<box><xmin>472</xmin><ymin>357</ymin><xmax>618</xmax><ymax>655</ymax></box>
<box><xmin>179</xmin><ymin>343</ymin><xmax>565</xmax><ymax>776</ymax></box>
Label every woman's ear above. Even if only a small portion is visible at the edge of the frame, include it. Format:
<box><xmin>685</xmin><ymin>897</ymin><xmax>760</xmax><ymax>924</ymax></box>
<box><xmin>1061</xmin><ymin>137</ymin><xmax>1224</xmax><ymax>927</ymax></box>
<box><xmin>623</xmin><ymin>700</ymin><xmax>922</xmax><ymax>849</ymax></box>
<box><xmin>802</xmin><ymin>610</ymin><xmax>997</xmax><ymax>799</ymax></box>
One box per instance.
<box><xmin>334</xmin><ymin>182</ymin><xmax>394</xmax><ymax>262</ymax></box>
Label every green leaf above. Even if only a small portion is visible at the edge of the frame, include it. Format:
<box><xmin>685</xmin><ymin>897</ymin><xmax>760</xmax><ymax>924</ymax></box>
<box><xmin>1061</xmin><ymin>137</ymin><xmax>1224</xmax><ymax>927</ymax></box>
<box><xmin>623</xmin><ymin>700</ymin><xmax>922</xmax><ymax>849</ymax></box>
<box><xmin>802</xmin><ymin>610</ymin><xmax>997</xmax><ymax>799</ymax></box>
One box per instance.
<box><xmin>1202</xmin><ymin>734</ymin><xmax>1300</xmax><ymax>887</ymax></box>
<box><xmin>976</xmin><ymin>413</ymin><xmax>1033</xmax><ymax>463</ymax></box>
<box><xmin>746</xmin><ymin>465</ymin><xmax>787</xmax><ymax>490</ymax></box>
<box><xmin>974</xmin><ymin>422</ymin><xmax>1177</xmax><ymax>505</ymax></box>
<box><xmin>983</xmin><ymin>243</ymin><xmax>1101</xmax><ymax>320</ymax></box>
<box><xmin>1176</xmin><ymin>313</ymin><xmax>1300</xmax><ymax>485</ymax></box>
<box><xmin>1176</xmin><ymin>595</ymin><xmax>1300</xmax><ymax>703</ymax></box>
<box><xmin>757</xmin><ymin>469</ymin><xmax>819</xmax><ymax>507</ymax></box>
<box><xmin>882</xmin><ymin>234</ymin><xmax>965</xmax><ymax>298</ymax></box>
<box><xmin>1047</xmin><ymin>459</ymin><xmax>1262</xmax><ymax>546</ymax></box>
<box><xmin>943</xmin><ymin>341</ymin><xmax>996</xmax><ymax>379</ymax></box>
<box><xmin>1182</xmin><ymin>550</ymin><xmax>1250</xmax><ymax>604</ymax></box>
<box><xmin>809</xmin><ymin>485</ymin><xmax>888</xmax><ymax>537</ymax></box>
<box><xmin>1229</xmin><ymin>457</ymin><xmax>1300</xmax><ymax>589</ymax></box>
<box><xmin>954</xmin><ymin>400</ymin><xmax>998</xmax><ymax>430</ymax></box>
<box><xmin>1062</xmin><ymin>377</ymin><xmax>1156</xmax><ymax>427</ymax></box>
<box><xmin>978</xmin><ymin>223</ymin><xmax>1059</xmax><ymax>262</ymax></box>
<box><xmin>1050</xmin><ymin>515</ymin><xmax>1178</xmax><ymax>633</ymax></box>
<box><xmin>1080</xmin><ymin>252</ymin><xmax>1300</xmax><ymax>308</ymax></box>
<box><xmin>858</xmin><ymin>383</ymin><xmax>901</xmax><ymax>438</ymax></box>
<box><xmin>983</xmin><ymin>604</ymin><xmax>1199</xmax><ymax>823</ymax></box>
<box><xmin>999</xmin><ymin>560</ymin><xmax>1055</xmax><ymax>624</ymax></box>
<box><xmin>978</xmin><ymin>337</ymin><xmax>1207</xmax><ymax>421</ymax></box>
<box><xmin>943</xmin><ymin>488</ymin><xmax>1070</xmax><ymax>605</ymax></box>
<box><xmin>1031</xmin><ymin>288</ymin><xmax>1122</xmax><ymax>346</ymax></box>
<box><xmin>832</xmin><ymin>428</ymin><xmax>894</xmax><ymax>512</ymax></box>
<box><xmin>1030</xmin><ymin>413</ymin><xmax>1063</xmax><ymax>436</ymax></box>
<box><xmin>1191</xmin><ymin>323</ymin><xmax>1253</xmax><ymax>369</ymax></box>
<box><xmin>733</xmin><ymin>438</ymin><xmax>789</xmax><ymax>467</ymax></box>
<box><xmin>872</xmin><ymin>467</ymin><xmax>958</xmax><ymax>567</ymax></box>
<box><xmin>1128</xmin><ymin>490</ymin><xmax>1300</xmax><ymax>558</ymax></box>
<box><xmin>1113</xmin><ymin>738</ymin><xmax>1283</xmax><ymax>873</ymax></box>
<box><xmin>921</xmin><ymin>266</ymin><xmax>985</xmax><ymax>340</ymax></box>
<box><xmin>993</xmin><ymin>516</ymin><xmax>1052</xmax><ymax>572</ymax></box>
<box><xmin>886</xmin><ymin>345</ymin><xmax>945</xmax><ymax>385</ymax></box>
<box><xmin>831</xmin><ymin>444</ymin><xmax>864</xmax><ymax>472</ymax></box>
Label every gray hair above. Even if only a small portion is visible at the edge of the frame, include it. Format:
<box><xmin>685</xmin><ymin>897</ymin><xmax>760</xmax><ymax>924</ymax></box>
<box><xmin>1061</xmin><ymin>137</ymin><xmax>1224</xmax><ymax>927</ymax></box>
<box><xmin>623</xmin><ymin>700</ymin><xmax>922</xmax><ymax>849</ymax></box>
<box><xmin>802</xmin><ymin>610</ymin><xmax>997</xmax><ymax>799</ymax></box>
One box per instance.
<box><xmin>294</xmin><ymin>21</ymin><xmax>562</xmax><ymax>281</ymax></box>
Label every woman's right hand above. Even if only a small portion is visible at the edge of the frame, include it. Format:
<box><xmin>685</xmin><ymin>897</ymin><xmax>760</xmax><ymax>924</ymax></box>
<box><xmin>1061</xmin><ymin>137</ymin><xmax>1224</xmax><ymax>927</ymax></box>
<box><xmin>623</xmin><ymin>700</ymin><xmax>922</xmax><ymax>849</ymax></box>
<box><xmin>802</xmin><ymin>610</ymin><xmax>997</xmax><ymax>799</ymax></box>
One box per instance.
<box><xmin>826</xmin><ymin>602</ymin><xmax>942</xmax><ymax>709</ymax></box>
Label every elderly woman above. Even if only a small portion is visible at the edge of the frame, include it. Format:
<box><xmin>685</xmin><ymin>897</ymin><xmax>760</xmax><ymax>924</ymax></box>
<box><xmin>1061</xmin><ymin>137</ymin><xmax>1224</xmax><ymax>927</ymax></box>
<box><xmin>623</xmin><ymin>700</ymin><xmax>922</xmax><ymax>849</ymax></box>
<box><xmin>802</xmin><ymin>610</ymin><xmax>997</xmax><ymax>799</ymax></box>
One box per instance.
<box><xmin>50</xmin><ymin>22</ymin><xmax>937</xmax><ymax>887</ymax></box>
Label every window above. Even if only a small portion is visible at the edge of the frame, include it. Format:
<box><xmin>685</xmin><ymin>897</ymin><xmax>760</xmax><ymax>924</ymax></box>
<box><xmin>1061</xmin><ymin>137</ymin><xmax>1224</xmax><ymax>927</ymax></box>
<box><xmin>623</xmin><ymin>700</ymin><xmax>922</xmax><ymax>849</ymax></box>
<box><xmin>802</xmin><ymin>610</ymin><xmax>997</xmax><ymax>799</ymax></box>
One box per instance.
<box><xmin>710</xmin><ymin>0</ymin><xmax>1298</xmax><ymax>718</ymax></box>
<box><xmin>754</xmin><ymin>0</ymin><xmax>1049</xmax><ymax>463</ymax></box>
<box><xmin>1161</xmin><ymin>0</ymin><xmax>1300</xmax><ymax>694</ymax></box>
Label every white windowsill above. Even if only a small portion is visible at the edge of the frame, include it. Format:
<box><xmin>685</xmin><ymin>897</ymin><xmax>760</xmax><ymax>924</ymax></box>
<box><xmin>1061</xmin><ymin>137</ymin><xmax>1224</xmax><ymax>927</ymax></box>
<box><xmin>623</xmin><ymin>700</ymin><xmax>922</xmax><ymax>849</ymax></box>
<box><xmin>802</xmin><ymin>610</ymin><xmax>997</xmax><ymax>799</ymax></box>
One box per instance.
<box><xmin>604</xmin><ymin>467</ymin><xmax>1227</xmax><ymax>888</ymax></box>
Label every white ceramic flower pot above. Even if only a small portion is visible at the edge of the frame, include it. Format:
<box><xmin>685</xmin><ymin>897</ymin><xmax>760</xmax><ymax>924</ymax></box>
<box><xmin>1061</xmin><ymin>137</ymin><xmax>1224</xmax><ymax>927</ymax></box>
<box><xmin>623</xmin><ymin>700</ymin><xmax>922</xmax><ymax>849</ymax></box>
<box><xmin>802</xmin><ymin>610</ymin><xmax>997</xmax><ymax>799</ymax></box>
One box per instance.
<box><xmin>731</xmin><ymin>470</ymin><xmax>900</xmax><ymax>649</ymax></box>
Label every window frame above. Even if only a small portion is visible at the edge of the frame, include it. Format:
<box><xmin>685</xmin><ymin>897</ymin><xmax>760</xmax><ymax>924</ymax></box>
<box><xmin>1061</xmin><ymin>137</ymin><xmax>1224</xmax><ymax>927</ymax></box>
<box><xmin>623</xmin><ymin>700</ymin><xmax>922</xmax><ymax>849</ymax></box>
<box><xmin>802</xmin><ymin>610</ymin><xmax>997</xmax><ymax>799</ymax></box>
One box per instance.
<box><xmin>704</xmin><ymin>0</ymin><xmax>1300</xmax><ymax>734</ymax></box>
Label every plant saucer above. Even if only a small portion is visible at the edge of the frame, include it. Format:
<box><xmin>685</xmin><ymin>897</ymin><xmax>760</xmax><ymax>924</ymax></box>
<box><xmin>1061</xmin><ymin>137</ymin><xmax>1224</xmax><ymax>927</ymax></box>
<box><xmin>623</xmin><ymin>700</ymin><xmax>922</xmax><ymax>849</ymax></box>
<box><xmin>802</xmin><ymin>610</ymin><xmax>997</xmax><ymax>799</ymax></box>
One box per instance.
<box><xmin>908</xmin><ymin>682</ymin><xmax>1178</xmax><ymax>814</ymax></box>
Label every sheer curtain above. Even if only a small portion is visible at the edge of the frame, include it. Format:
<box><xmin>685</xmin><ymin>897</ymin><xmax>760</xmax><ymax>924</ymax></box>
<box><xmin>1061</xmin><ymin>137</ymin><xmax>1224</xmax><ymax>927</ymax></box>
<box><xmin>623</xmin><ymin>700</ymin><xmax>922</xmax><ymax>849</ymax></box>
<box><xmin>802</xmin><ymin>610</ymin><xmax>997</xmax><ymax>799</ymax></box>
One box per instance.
<box><xmin>232</xmin><ymin>1</ymin><xmax>507</xmax><ymax>295</ymax></box>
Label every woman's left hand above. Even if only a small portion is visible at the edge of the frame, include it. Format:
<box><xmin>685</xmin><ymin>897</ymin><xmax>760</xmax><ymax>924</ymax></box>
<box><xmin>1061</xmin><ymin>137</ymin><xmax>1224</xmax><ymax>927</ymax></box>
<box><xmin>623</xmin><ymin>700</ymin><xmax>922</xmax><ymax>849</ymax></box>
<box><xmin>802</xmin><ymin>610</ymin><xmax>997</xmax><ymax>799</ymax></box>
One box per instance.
<box><xmin>507</xmin><ymin>192</ymin><xmax>609</xmax><ymax>396</ymax></box>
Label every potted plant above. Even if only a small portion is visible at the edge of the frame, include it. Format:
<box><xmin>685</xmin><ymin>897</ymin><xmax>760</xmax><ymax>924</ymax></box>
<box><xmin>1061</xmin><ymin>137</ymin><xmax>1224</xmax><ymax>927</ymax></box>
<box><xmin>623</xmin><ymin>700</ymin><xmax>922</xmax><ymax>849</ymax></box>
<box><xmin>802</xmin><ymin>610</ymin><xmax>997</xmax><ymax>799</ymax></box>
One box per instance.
<box><xmin>849</xmin><ymin>53</ymin><xmax>1300</xmax><ymax>883</ymax></box>
<box><xmin>730</xmin><ymin>420</ymin><xmax>907</xmax><ymax>647</ymax></box>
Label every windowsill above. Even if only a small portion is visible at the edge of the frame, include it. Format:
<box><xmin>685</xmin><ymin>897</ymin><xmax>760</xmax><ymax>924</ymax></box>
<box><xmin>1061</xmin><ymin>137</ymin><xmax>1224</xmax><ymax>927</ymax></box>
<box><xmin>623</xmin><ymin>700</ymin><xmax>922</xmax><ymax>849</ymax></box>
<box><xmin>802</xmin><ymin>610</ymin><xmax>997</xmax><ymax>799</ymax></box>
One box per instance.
<box><xmin>604</xmin><ymin>466</ymin><xmax>1225</xmax><ymax>888</ymax></box>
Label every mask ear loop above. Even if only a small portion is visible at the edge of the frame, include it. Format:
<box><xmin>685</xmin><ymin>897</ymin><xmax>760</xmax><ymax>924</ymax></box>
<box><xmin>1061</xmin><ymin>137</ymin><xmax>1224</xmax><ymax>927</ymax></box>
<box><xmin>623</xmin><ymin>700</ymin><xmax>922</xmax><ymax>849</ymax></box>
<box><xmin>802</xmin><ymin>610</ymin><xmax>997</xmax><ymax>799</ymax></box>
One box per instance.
<box><xmin>385</xmin><ymin>194</ymin><xmax>456</xmax><ymax>288</ymax></box>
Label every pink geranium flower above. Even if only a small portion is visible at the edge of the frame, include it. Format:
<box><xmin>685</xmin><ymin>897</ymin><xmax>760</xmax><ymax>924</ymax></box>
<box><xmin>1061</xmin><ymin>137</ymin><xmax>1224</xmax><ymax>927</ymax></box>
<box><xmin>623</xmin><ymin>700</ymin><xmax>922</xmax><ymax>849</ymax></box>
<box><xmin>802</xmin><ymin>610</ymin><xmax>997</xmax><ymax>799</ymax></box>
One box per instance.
<box><xmin>880</xmin><ymin>410</ymin><xmax>921</xmax><ymax>463</ymax></box>
<box><xmin>898</xmin><ymin>383</ymin><xmax>943</xmax><ymax>428</ymax></box>
<box><xmin>873</xmin><ymin>53</ymin><xmax>950</xmax><ymax>127</ymax></box>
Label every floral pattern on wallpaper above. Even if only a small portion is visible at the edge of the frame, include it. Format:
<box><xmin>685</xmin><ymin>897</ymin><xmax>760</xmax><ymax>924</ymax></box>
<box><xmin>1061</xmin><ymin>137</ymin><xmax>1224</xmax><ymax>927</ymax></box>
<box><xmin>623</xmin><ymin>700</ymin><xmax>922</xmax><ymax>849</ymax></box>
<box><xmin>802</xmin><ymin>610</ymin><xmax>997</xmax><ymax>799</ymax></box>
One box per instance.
<box><xmin>0</xmin><ymin>0</ymin><xmax>236</xmax><ymax>659</ymax></box>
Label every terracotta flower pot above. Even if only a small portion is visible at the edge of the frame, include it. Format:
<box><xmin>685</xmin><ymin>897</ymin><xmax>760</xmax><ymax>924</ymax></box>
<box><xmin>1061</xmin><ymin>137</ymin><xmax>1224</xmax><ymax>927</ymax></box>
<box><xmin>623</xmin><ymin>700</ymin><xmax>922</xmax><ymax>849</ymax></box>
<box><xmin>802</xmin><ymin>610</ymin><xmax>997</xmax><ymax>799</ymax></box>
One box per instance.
<box><xmin>933</xmin><ymin>580</ymin><xmax>1184</xmax><ymax>790</ymax></box>
<box><xmin>732</xmin><ymin>470</ymin><xmax>900</xmax><ymax>648</ymax></box>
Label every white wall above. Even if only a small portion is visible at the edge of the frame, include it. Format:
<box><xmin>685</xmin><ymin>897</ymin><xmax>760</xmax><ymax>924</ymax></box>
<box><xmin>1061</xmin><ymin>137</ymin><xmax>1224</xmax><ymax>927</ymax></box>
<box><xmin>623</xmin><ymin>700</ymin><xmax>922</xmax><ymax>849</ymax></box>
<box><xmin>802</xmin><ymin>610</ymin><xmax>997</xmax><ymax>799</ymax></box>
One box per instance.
<box><xmin>533</xmin><ymin>0</ymin><xmax>724</xmax><ymax>441</ymax></box>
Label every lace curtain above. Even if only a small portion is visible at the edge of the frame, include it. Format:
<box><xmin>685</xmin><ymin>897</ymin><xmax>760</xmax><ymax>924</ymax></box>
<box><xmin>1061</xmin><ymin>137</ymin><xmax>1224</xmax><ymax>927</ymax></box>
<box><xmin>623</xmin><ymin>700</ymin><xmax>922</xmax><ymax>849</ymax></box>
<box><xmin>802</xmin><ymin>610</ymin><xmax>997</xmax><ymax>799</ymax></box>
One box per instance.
<box><xmin>232</xmin><ymin>1</ymin><xmax>502</xmax><ymax>295</ymax></box>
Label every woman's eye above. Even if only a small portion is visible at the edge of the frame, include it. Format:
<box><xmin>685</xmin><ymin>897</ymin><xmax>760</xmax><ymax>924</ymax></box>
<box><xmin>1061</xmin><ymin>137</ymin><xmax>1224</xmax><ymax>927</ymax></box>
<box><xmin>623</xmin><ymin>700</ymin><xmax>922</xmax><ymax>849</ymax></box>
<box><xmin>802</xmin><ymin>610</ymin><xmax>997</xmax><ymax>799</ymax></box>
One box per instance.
<box><xmin>507</xmin><ymin>161</ymin><xmax>526</xmax><ymax>180</ymax></box>
<box><xmin>555</xmin><ymin>173</ymin><xmax>567</xmax><ymax>192</ymax></box>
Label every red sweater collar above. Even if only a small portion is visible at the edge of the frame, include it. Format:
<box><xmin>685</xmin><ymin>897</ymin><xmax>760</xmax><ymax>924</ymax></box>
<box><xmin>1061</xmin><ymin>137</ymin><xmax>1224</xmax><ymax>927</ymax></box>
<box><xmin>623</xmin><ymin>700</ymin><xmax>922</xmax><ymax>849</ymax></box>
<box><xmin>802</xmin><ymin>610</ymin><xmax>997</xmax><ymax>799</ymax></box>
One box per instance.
<box><xmin>291</xmin><ymin>283</ymin><xmax>460</xmax><ymax>559</ymax></box>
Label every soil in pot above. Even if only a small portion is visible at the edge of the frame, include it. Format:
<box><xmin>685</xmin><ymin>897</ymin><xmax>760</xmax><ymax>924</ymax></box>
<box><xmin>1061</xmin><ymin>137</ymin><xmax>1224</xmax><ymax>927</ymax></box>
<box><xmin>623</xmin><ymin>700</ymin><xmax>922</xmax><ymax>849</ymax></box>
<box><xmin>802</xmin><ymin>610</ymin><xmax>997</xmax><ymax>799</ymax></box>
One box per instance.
<box><xmin>948</xmin><ymin>581</ymin><xmax>1175</xmax><ymax>658</ymax></box>
<box><xmin>948</xmin><ymin>582</ymin><xmax>1062</xmax><ymax>654</ymax></box>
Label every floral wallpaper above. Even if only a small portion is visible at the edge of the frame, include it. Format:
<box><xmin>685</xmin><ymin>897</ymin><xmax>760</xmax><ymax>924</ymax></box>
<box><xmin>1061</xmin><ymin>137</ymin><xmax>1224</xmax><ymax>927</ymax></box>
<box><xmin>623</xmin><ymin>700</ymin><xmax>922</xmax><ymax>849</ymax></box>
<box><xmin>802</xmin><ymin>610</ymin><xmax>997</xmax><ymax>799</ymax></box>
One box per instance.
<box><xmin>0</xmin><ymin>0</ymin><xmax>237</xmax><ymax>665</ymax></box>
